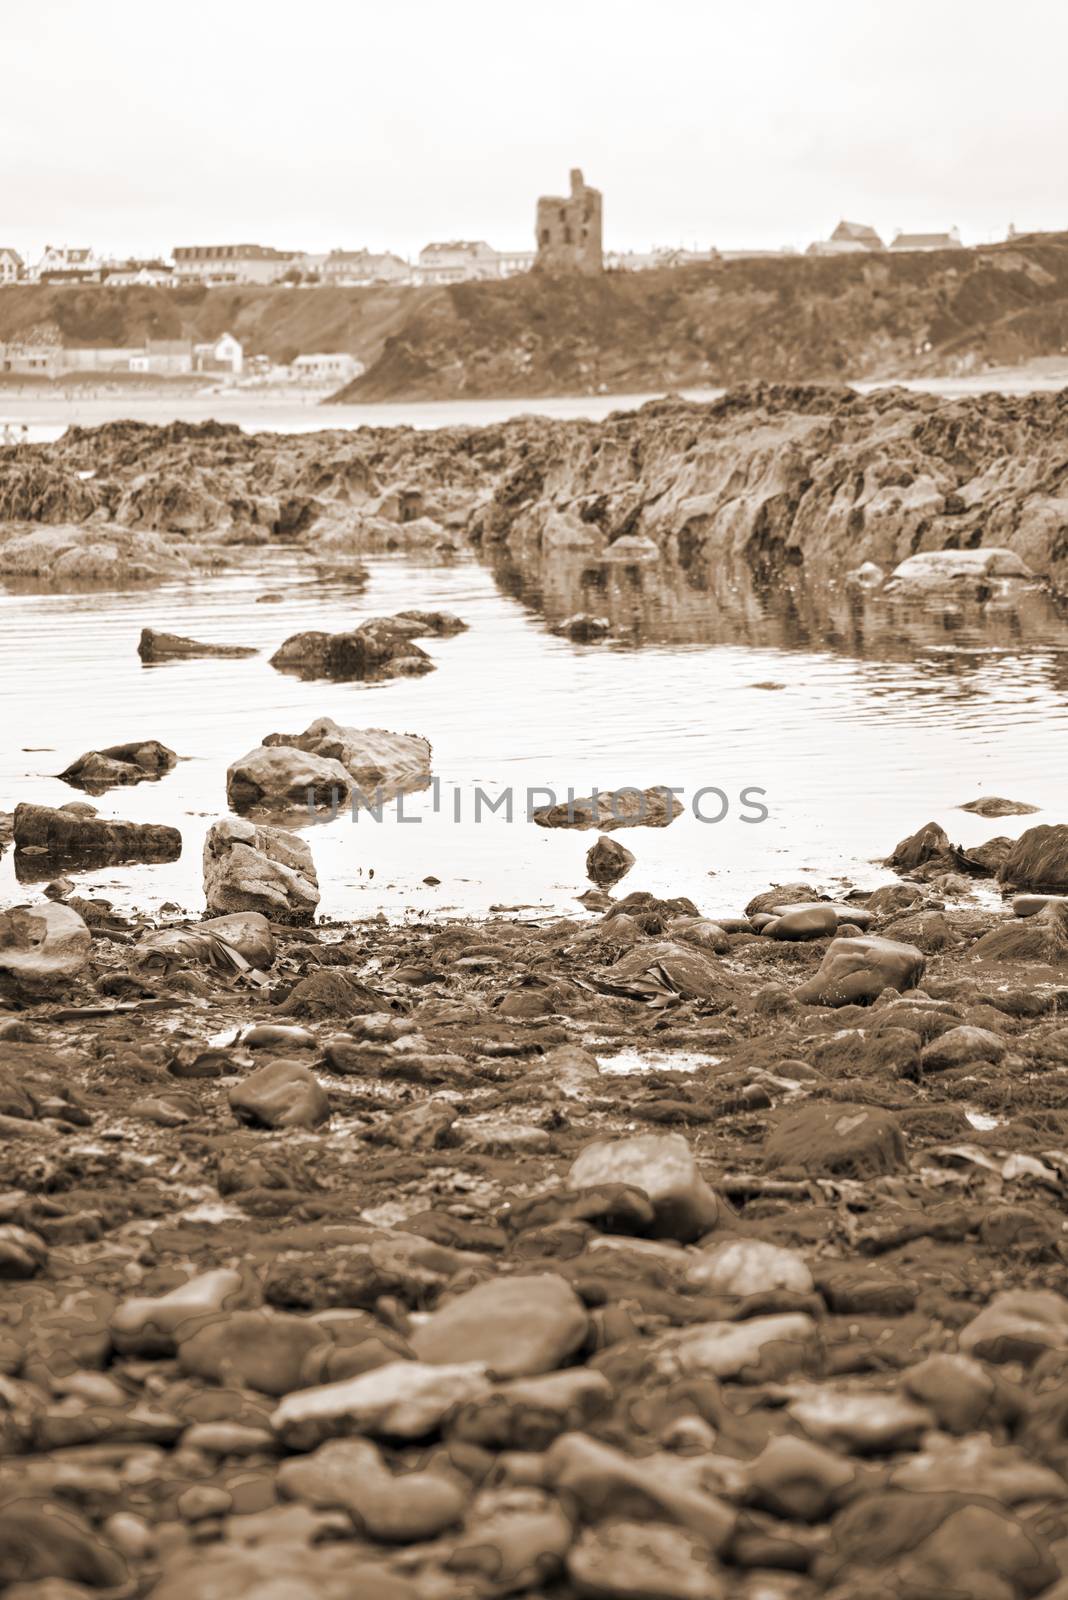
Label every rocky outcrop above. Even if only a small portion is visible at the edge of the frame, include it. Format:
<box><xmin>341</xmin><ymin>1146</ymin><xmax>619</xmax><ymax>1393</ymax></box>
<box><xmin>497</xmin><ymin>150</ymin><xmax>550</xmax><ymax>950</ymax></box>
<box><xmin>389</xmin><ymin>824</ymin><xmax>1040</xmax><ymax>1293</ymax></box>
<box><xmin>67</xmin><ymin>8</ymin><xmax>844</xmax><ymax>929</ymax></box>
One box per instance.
<box><xmin>138</xmin><ymin>628</ymin><xmax>256</xmax><ymax>661</ymax></box>
<box><xmin>58</xmin><ymin>739</ymin><xmax>177</xmax><ymax>794</ymax></box>
<box><xmin>261</xmin><ymin>718</ymin><xmax>432</xmax><ymax>797</ymax></box>
<box><xmin>203</xmin><ymin>816</ymin><xmax>319</xmax><ymax>923</ymax></box>
<box><xmin>998</xmin><ymin>825</ymin><xmax>1068</xmax><ymax>891</ymax></box>
<box><xmin>0</xmin><ymin>523</ymin><xmax>207</xmax><ymax>587</ymax></box>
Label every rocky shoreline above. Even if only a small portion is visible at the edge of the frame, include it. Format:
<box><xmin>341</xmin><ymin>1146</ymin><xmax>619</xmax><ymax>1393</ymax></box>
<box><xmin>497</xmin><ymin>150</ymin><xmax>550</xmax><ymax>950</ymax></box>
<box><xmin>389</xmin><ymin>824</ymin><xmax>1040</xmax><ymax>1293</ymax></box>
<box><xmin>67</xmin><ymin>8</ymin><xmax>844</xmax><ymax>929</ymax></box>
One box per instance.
<box><xmin>3</xmin><ymin>390</ymin><xmax>1068</xmax><ymax>1598</ymax></box>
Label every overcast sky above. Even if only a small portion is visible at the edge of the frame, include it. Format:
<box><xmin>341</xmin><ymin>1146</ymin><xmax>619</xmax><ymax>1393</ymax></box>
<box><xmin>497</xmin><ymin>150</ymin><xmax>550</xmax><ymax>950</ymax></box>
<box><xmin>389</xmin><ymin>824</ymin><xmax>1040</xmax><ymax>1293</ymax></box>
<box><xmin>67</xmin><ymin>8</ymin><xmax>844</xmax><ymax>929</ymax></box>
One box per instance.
<box><xmin>3</xmin><ymin>0</ymin><xmax>1066</xmax><ymax>264</ymax></box>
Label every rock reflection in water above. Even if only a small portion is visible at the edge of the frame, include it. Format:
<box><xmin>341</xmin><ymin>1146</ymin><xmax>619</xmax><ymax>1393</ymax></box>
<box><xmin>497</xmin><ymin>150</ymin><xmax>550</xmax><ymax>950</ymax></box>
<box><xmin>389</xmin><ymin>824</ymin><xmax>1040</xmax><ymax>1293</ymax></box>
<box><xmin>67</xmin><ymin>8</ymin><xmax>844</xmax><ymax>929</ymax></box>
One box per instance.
<box><xmin>489</xmin><ymin>543</ymin><xmax>1068</xmax><ymax>668</ymax></box>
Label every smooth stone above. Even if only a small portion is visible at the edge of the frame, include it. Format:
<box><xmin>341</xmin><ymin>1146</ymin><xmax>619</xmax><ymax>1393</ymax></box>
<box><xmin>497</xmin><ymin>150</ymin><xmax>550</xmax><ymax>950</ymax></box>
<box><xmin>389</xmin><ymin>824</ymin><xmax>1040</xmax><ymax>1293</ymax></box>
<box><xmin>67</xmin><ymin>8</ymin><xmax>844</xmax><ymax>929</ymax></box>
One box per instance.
<box><xmin>449</xmin><ymin>1368</ymin><xmax>613</xmax><ymax>1450</ymax></box>
<box><xmin>0</xmin><ymin>1503</ymin><xmax>127</xmax><ymax>1590</ymax></box>
<box><xmin>653</xmin><ymin>1314</ymin><xmax>820</xmax><ymax>1382</ymax></box>
<box><xmin>229</xmin><ymin>1059</ymin><xmax>330</xmax><ymax>1130</ymax></box>
<box><xmin>0</xmin><ymin>901</ymin><xmax>92</xmax><ymax>996</ymax></box>
<box><xmin>271</xmin><ymin>1361</ymin><xmax>493</xmax><ymax>1449</ymax></box>
<box><xmin>901</xmin><ymin>1352</ymin><xmax>1014</xmax><ymax>1433</ymax></box>
<box><xmin>788</xmin><ymin>1388</ymin><xmax>934</xmax><ymax>1452</ymax></box>
<box><xmin>890</xmin><ymin>1435</ymin><xmax>1066</xmax><ymax>1504</ymax></box>
<box><xmin>765</xmin><ymin>904</ymin><xmax>839</xmax><ymax>940</ymax></box>
<box><xmin>443</xmin><ymin>1487</ymin><xmax>574</xmax><ymax>1590</ymax></box>
<box><xmin>921</xmin><ymin>1024</ymin><xmax>1006</xmax><ymax>1071</ymax></box>
<box><xmin>545</xmin><ymin>1432</ymin><xmax>735</xmax><ymax>1552</ymax></box>
<box><xmin>746</xmin><ymin>1434</ymin><xmax>856</xmax><ymax>1521</ymax></box>
<box><xmin>111</xmin><ymin>1269</ymin><xmax>250</xmax><ymax>1356</ymax></box>
<box><xmin>278</xmin><ymin>1437</ymin><xmax>466</xmax><ymax>1541</ymax></box>
<box><xmin>177</xmin><ymin>1309</ymin><xmax>332</xmax><ymax>1395</ymax></box>
<box><xmin>794</xmin><ymin>934</ymin><xmax>925</xmax><ymax>1006</ymax></box>
<box><xmin>567</xmin><ymin>1519</ymin><xmax>726</xmax><ymax>1599</ymax></box>
<box><xmin>763</xmin><ymin>1103</ymin><xmax>907</xmax><ymax>1177</ymax></box>
<box><xmin>410</xmin><ymin>1273</ymin><xmax>588</xmax><ymax>1377</ymax></box>
<box><xmin>685</xmin><ymin>1238</ymin><xmax>813</xmax><ymax>1297</ymax></box>
<box><xmin>568</xmin><ymin>1132</ymin><xmax>720</xmax><ymax>1242</ymax></box>
<box><xmin>959</xmin><ymin>1289</ymin><xmax>1068</xmax><ymax>1364</ymax></box>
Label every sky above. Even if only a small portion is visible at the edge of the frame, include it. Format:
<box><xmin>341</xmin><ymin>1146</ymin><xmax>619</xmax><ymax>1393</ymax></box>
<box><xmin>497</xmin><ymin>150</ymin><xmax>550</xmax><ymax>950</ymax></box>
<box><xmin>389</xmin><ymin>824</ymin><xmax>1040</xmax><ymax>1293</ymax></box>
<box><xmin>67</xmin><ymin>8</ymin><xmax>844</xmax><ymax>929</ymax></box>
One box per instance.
<box><xmin>2</xmin><ymin>0</ymin><xmax>1066</xmax><ymax>264</ymax></box>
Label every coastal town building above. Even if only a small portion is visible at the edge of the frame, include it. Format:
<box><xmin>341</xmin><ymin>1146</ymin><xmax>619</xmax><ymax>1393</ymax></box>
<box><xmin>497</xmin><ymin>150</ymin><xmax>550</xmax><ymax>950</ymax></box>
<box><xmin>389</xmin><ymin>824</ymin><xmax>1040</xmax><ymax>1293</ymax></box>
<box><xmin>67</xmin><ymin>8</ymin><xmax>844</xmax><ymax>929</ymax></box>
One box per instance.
<box><xmin>194</xmin><ymin>332</ymin><xmax>243</xmax><ymax>374</ymax></box>
<box><xmin>35</xmin><ymin>246</ymin><xmax>102</xmax><ymax>284</ymax></box>
<box><xmin>172</xmin><ymin>244</ymin><xmax>299</xmax><ymax>285</ymax></box>
<box><xmin>320</xmin><ymin>249</ymin><xmax>411</xmax><ymax>286</ymax></box>
<box><xmin>102</xmin><ymin>259</ymin><xmax>175</xmax><ymax>287</ymax></box>
<box><xmin>290</xmin><ymin>352</ymin><xmax>362</xmax><ymax>383</ymax></box>
<box><xmin>494</xmin><ymin>249</ymin><xmax>536</xmax><ymax>277</ymax></box>
<box><xmin>130</xmin><ymin>340</ymin><xmax>194</xmax><ymax>376</ymax></box>
<box><xmin>416</xmin><ymin>241</ymin><xmax>500</xmax><ymax>285</ymax></box>
<box><xmin>0</xmin><ymin>248</ymin><xmax>24</xmax><ymax>284</ymax></box>
<box><xmin>807</xmin><ymin>219</ymin><xmax>885</xmax><ymax>255</ymax></box>
<box><xmin>890</xmin><ymin>228</ymin><xmax>962</xmax><ymax>252</ymax></box>
<box><xmin>535</xmin><ymin>168</ymin><xmax>603</xmax><ymax>275</ymax></box>
<box><xmin>0</xmin><ymin>323</ymin><xmax>64</xmax><ymax>376</ymax></box>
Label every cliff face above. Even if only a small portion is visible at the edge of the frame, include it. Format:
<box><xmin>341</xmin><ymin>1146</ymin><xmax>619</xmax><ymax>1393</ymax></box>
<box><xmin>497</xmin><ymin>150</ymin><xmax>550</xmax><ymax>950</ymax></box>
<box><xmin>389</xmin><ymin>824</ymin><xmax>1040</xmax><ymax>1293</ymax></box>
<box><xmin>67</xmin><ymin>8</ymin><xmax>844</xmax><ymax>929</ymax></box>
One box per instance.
<box><xmin>3</xmin><ymin>231</ymin><xmax>1068</xmax><ymax>398</ymax></box>
<box><xmin>335</xmin><ymin>234</ymin><xmax>1068</xmax><ymax>399</ymax></box>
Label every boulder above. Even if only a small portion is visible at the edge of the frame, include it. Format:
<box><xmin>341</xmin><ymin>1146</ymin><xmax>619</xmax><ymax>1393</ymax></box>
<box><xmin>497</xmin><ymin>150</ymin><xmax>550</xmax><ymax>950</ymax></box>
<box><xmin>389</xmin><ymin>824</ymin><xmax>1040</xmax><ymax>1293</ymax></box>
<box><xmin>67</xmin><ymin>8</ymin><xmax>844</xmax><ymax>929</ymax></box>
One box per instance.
<box><xmin>763</xmin><ymin>904</ymin><xmax>838</xmax><ymax>939</ymax></box>
<box><xmin>998</xmin><ymin>823</ymin><xmax>1068</xmax><ymax>890</ymax></box>
<box><xmin>58</xmin><ymin>739</ymin><xmax>177</xmax><ymax>793</ymax></box>
<box><xmin>921</xmin><ymin>1024</ymin><xmax>1006</xmax><ymax>1071</ymax></box>
<box><xmin>138</xmin><ymin>627</ymin><xmax>256</xmax><ymax>660</ymax></box>
<box><xmin>0</xmin><ymin>1502</ymin><xmax>128</xmax><ymax>1590</ymax></box>
<box><xmin>794</xmin><ymin>934</ymin><xmax>925</xmax><ymax>1006</ymax></box>
<box><xmin>971</xmin><ymin>902</ymin><xmax>1068</xmax><ymax>964</ymax></box>
<box><xmin>225</xmin><ymin>744</ymin><xmax>353</xmax><ymax>813</ymax></box>
<box><xmin>12</xmin><ymin>802</ymin><xmax>181</xmax><ymax>869</ymax></box>
<box><xmin>270</xmin><ymin>618</ymin><xmax>435</xmax><ymax>682</ymax></box>
<box><xmin>586</xmin><ymin>833</ymin><xmax>636</xmax><ymax>887</ymax></box>
<box><xmin>177</xmin><ymin>1308</ymin><xmax>333</xmax><ymax>1395</ymax></box>
<box><xmin>203</xmin><ymin>816</ymin><xmax>319</xmax><ymax>923</ymax></box>
<box><xmin>764</xmin><ymin>1103</ymin><xmax>907</xmax><ymax>1178</ymax></box>
<box><xmin>553</xmin><ymin>613</ymin><xmax>611</xmax><ymax>642</ymax></box>
<box><xmin>410</xmin><ymin>1274</ymin><xmax>588</xmax><ymax>1377</ymax></box>
<box><xmin>0</xmin><ymin>901</ymin><xmax>91</xmax><ymax>996</ymax></box>
<box><xmin>568</xmin><ymin>1132</ymin><xmax>719</xmax><ymax>1242</ymax></box>
<box><xmin>747</xmin><ymin>1434</ymin><xmax>856</xmax><ymax>1521</ymax></box>
<box><xmin>533</xmin><ymin>785</ymin><xmax>683</xmax><ymax>831</ymax></box>
<box><xmin>229</xmin><ymin>1058</ymin><xmax>331</xmax><ymax>1130</ymax></box>
<box><xmin>887</xmin><ymin>820</ymin><xmax>951</xmax><ymax>871</ymax></box>
<box><xmin>261</xmin><ymin>717</ymin><xmax>432</xmax><ymax>797</ymax></box>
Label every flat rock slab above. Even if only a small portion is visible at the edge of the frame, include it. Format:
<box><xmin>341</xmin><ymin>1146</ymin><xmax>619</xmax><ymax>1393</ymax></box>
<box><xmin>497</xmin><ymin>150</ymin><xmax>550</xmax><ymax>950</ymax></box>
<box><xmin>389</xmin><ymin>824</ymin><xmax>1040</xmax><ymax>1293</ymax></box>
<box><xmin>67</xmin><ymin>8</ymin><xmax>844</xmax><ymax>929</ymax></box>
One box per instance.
<box><xmin>139</xmin><ymin>627</ymin><xmax>256</xmax><ymax>660</ymax></box>
<box><xmin>12</xmin><ymin>803</ymin><xmax>181</xmax><ymax>870</ymax></box>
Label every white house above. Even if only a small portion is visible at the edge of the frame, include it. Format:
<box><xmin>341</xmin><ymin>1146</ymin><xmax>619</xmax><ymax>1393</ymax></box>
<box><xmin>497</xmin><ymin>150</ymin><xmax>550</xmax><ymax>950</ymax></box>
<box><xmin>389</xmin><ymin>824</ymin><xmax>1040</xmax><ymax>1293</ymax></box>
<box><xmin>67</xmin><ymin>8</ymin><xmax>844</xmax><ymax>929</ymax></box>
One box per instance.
<box><xmin>35</xmin><ymin>246</ymin><xmax>102</xmax><ymax>283</ymax></box>
<box><xmin>890</xmin><ymin>228</ymin><xmax>963</xmax><ymax>252</ymax></box>
<box><xmin>194</xmin><ymin>332</ymin><xmax>243</xmax><ymax>375</ymax></box>
<box><xmin>291</xmin><ymin>352</ymin><xmax>362</xmax><ymax>384</ymax></box>
<box><xmin>0</xmin><ymin>248</ymin><xmax>24</xmax><ymax>285</ymax></box>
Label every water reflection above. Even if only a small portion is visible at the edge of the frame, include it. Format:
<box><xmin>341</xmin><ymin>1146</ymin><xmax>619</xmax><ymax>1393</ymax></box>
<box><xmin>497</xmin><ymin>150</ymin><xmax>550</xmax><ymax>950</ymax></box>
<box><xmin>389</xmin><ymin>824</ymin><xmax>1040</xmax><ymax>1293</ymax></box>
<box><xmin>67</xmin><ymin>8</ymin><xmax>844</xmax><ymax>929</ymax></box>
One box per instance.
<box><xmin>488</xmin><ymin>542</ymin><xmax>1068</xmax><ymax>671</ymax></box>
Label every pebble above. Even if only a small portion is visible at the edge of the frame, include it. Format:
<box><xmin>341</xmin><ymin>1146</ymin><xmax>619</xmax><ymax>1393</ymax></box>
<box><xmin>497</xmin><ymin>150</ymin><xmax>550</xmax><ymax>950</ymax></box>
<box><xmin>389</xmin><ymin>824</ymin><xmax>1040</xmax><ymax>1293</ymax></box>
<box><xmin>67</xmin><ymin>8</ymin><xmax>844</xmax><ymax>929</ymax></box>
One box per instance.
<box><xmin>684</xmin><ymin>1238</ymin><xmax>814</xmax><ymax>1297</ymax></box>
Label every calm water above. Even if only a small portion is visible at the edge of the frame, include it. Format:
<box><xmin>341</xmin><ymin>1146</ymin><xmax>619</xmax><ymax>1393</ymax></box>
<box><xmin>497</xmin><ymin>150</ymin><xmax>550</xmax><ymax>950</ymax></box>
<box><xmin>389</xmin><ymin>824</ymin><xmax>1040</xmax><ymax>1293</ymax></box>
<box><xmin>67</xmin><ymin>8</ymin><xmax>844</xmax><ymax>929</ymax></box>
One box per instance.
<box><xmin>2</xmin><ymin>544</ymin><xmax>1065</xmax><ymax>923</ymax></box>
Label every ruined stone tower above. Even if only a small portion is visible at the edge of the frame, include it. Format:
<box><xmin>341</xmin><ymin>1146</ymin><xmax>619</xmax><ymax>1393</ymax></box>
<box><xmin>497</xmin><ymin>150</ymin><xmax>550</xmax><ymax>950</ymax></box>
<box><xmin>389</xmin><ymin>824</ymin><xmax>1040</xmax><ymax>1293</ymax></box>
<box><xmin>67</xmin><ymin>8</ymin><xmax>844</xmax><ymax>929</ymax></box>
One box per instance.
<box><xmin>535</xmin><ymin>168</ymin><xmax>603</xmax><ymax>276</ymax></box>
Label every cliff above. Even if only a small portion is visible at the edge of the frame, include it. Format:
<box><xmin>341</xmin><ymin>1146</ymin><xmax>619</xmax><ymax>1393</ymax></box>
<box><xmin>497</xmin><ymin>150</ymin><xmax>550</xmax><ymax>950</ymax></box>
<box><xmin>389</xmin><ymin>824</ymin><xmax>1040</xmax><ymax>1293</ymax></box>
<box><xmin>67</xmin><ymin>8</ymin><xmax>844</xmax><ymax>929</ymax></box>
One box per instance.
<box><xmin>2</xmin><ymin>231</ymin><xmax>1068</xmax><ymax>399</ymax></box>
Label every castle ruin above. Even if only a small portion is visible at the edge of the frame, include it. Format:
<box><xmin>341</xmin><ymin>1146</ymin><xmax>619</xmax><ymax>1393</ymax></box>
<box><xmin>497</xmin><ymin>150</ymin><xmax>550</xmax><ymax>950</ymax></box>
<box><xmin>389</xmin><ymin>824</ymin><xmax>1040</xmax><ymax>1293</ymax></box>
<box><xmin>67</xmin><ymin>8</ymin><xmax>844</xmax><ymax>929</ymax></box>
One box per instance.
<box><xmin>535</xmin><ymin>168</ymin><xmax>603</xmax><ymax>276</ymax></box>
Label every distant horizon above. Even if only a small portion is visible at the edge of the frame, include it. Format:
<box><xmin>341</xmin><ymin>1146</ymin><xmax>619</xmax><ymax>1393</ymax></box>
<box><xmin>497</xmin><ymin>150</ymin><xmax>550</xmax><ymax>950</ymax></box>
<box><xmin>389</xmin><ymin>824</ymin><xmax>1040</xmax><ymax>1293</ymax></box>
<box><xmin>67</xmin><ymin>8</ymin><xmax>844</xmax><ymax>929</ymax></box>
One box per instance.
<box><xmin>3</xmin><ymin>0</ymin><xmax>1065</xmax><ymax>267</ymax></box>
